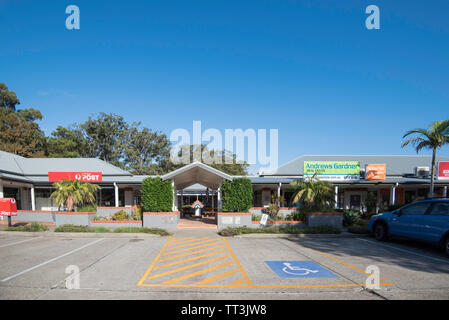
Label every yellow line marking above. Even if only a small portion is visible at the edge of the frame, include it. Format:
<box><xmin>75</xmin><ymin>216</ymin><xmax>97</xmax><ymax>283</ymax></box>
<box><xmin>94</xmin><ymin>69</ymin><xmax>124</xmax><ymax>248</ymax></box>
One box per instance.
<box><xmin>167</xmin><ymin>237</ymin><xmax>209</xmax><ymax>246</ymax></box>
<box><xmin>163</xmin><ymin>240</ymin><xmax>224</xmax><ymax>255</ymax></box>
<box><xmin>291</xmin><ymin>239</ymin><xmax>393</xmax><ymax>286</ymax></box>
<box><xmin>163</xmin><ymin>261</ymin><xmax>234</xmax><ymax>284</ymax></box>
<box><xmin>228</xmin><ymin>278</ymin><xmax>244</xmax><ymax>285</ymax></box>
<box><xmin>138</xmin><ymin>283</ymin><xmax>391</xmax><ymax>288</ymax></box>
<box><xmin>158</xmin><ymin>245</ymin><xmax>226</xmax><ymax>262</ymax></box>
<box><xmin>137</xmin><ymin>237</ymin><xmax>172</xmax><ymax>286</ymax></box>
<box><xmin>154</xmin><ymin>250</ymin><xmax>228</xmax><ymax>270</ymax></box>
<box><xmin>167</xmin><ymin>237</ymin><xmax>194</xmax><ymax>243</ymax></box>
<box><xmin>146</xmin><ymin>255</ymin><xmax>231</xmax><ymax>281</ymax></box>
<box><xmin>165</xmin><ymin>238</ymin><xmax>221</xmax><ymax>250</ymax></box>
<box><xmin>195</xmin><ymin>269</ymin><xmax>239</xmax><ymax>285</ymax></box>
<box><xmin>223</xmin><ymin>237</ymin><xmax>254</xmax><ymax>286</ymax></box>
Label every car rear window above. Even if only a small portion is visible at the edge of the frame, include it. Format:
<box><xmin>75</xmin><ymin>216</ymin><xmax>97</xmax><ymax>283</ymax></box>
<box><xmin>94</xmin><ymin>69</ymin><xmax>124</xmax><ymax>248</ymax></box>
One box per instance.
<box><xmin>429</xmin><ymin>202</ymin><xmax>449</xmax><ymax>216</ymax></box>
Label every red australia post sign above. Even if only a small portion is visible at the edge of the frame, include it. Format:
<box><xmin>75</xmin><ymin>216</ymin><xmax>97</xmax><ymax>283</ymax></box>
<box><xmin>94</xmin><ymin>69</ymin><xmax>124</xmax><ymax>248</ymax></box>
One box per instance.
<box><xmin>48</xmin><ymin>172</ymin><xmax>102</xmax><ymax>182</ymax></box>
<box><xmin>0</xmin><ymin>198</ymin><xmax>18</xmax><ymax>217</ymax></box>
<box><xmin>438</xmin><ymin>162</ymin><xmax>449</xmax><ymax>180</ymax></box>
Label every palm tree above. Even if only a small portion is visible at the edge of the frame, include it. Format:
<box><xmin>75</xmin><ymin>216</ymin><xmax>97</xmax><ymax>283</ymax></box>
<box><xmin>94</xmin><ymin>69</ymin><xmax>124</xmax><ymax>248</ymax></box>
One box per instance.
<box><xmin>402</xmin><ymin>120</ymin><xmax>449</xmax><ymax>197</ymax></box>
<box><xmin>51</xmin><ymin>180</ymin><xmax>99</xmax><ymax>211</ymax></box>
<box><xmin>290</xmin><ymin>174</ymin><xmax>335</xmax><ymax>210</ymax></box>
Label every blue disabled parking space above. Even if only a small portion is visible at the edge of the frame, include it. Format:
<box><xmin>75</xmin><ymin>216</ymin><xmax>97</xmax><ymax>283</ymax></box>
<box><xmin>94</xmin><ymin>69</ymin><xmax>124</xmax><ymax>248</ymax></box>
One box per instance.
<box><xmin>265</xmin><ymin>261</ymin><xmax>339</xmax><ymax>278</ymax></box>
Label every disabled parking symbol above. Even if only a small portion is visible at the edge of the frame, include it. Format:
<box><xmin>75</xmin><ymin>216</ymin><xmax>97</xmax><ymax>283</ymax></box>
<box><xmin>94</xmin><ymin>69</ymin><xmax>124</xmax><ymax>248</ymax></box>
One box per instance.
<box><xmin>265</xmin><ymin>261</ymin><xmax>338</xmax><ymax>278</ymax></box>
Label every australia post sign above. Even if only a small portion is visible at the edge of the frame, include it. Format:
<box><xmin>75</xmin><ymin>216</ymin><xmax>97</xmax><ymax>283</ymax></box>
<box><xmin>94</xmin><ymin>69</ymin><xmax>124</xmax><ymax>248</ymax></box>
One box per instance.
<box><xmin>0</xmin><ymin>198</ymin><xmax>18</xmax><ymax>217</ymax></box>
<box><xmin>438</xmin><ymin>162</ymin><xmax>449</xmax><ymax>180</ymax></box>
<box><xmin>48</xmin><ymin>172</ymin><xmax>102</xmax><ymax>182</ymax></box>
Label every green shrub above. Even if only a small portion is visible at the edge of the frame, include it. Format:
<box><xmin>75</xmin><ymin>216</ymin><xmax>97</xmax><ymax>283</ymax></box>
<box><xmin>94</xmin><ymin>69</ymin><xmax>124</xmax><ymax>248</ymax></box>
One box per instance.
<box><xmin>54</xmin><ymin>224</ymin><xmax>93</xmax><ymax>232</ymax></box>
<box><xmin>112</xmin><ymin>210</ymin><xmax>129</xmax><ymax>221</ymax></box>
<box><xmin>132</xmin><ymin>206</ymin><xmax>143</xmax><ymax>220</ymax></box>
<box><xmin>5</xmin><ymin>222</ymin><xmax>49</xmax><ymax>232</ymax></box>
<box><xmin>54</xmin><ymin>224</ymin><xmax>111</xmax><ymax>232</ymax></box>
<box><xmin>343</xmin><ymin>209</ymin><xmax>360</xmax><ymax>226</ymax></box>
<box><xmin>113</xmin><ymin>227</ymin><xmax>171</xmax><ymax>236</ymax></box>
<box><xmin>221</xmin><ymin>178</ymin><xmax>253</xmax><ymax>212</ymax></box>
<box><xmin>76</xmin><ymin>203</ymin><xmax>97</xmax><ymax>212</ymax></box>
<box><xmin>347</xmin><ymin>225</ymin><xmax>370</xmax><ymax>234</ymax></box>
<box><xmin>252</xmin><ymin>214</ymin><xmax>261</xmax><ymax>221</ymax></box>
<box><xmin>219</xmin><ymin>225</ymin><xmax>341</xmax><ymax>236</ymax></box>
<box><xmin>93</xmin><ymin>227</ymin><xmax>110</xmax><ymax>233</ymax></box>
<box><xmin>142</xmin><ymin>177</ymin><xmax>173</xmax><ymax>212</ymax></box>
<box><xmin>286</xmin><ymin>210</ymin><xmax>306</xmax><ymax>222</ymax></box>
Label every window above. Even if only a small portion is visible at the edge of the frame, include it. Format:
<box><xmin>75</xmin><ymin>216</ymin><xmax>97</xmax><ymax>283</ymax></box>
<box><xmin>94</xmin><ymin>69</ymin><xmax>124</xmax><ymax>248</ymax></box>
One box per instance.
<box><xmin>429</xmin><ymin>202</ymin><xmax>449</xmax><ymax>216</ymax></box>
<box><xmin>400</xmin><ymin>202</ymin><xmax>432</xmax><ymax>215</ymax></box>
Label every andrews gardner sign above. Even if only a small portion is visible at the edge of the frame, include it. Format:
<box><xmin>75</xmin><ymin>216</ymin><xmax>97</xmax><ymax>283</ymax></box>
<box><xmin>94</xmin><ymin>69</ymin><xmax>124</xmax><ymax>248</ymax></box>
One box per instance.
<box><xmin>304</xmin><ymin>161</ymin><xmax>360</xmax><ymax>181</ymax></box>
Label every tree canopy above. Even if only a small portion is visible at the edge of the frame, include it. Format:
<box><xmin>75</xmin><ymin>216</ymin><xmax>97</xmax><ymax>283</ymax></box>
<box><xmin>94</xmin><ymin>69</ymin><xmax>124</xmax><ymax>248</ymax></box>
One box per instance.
<box><xmin>0</xmin><ymin>83</ymin><xmax>249</xmax><ymax>176</ymax></box>
<box><xmin>0</xmin><ymin>83</ymin><xmax>20</xmax><ymax>111</ymax></box>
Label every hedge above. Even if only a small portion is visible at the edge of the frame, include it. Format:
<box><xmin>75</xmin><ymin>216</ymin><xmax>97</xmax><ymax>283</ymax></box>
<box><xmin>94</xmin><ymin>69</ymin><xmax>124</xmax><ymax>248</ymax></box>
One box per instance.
<box><xmin>142</xmin><ymin>177</ymin><xmax>173</xmax><ymax>212</ymax></box>
<box><xmin>221</xmin><ymin>178</ymin><xmax>253</xmax><ymax>212</ymax></box>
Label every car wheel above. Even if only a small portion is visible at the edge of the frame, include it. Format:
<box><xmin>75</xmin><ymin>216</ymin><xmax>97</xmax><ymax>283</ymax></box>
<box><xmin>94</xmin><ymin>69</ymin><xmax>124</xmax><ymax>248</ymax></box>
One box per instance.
<box><xmin>374</xmin><ymin>223</ymin><xmax>388</xmax><ymax>241</ymax></box>
<box><xmin>445</xmin><ymin>238</ymin><xmax>449</xmax><ymax>257</ymax></box>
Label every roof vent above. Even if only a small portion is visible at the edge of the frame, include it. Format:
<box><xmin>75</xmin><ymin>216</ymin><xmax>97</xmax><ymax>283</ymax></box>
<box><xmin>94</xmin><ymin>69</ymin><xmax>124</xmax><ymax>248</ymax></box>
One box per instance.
<box><xmin>415</xmin><ymin>166</ymin><xmax>430</xmax><ymax>178</ymax></box>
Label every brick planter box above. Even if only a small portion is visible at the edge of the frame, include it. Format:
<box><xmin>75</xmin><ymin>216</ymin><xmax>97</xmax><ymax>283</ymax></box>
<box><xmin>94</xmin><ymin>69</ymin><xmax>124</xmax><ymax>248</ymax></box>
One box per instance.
<box><xmin>90</xmin><ymin>220</ymin><xmax>142</xmax><ymax>228</ymax></box>
<box><xmin>250</xmin><ymin>220</ymin><xmax>305</xmax><ymax>228</ymax></box>
<box><xmin>217</xmin><ymin>212</ymin><xmax>252</xmax><ymax>230</ymax></box>
<box><xmin>96</xmin><ymin>206</ymin><xmax>137</xmax><ymax>217</ymax></box>
<box><xmin>11</xmin><ymin>210</ymin><xmax>56</xmax><ymax>223</ymax></box>
<box><xmin>249</xmin><ymin>207</ymin><xmax>297</xmax><ymax>218</ymax></box>
<box><xmin>143</xmin><ymin>212</ymin><xmax>179</xmax><ymax>230</ymax></box>
<box><xmin>305</xmin><ymin>212</ymin><xmax>343</xmax><ymax>229</ymax></box>
<box><xmin>55</xmin><ymin>212</ymin><xmax>96</xmax><ymax>226</ymax></box>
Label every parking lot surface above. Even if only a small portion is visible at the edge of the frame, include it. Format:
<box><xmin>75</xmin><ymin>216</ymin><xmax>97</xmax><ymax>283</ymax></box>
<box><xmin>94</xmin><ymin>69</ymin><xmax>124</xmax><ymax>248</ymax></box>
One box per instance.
<box><xmin>1</xmin><ymin>230</ymin><xmax>449</xmax><ymax>300</ymax></box>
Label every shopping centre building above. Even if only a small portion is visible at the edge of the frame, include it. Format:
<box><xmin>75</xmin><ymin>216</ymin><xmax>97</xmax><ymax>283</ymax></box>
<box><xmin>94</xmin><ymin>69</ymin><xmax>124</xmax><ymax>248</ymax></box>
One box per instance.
<box><xmin>1</xmin><ymin>150</ymin><xmax>449</xmax><ymax>215</ymax></box>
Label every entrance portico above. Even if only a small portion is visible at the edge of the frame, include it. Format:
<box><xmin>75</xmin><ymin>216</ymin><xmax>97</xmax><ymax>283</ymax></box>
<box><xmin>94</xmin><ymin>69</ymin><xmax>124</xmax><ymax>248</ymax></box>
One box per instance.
<box><xmin>161</xmin><ymin>162</ymin><xmax>232</xmax><ymax>227</ymax></box>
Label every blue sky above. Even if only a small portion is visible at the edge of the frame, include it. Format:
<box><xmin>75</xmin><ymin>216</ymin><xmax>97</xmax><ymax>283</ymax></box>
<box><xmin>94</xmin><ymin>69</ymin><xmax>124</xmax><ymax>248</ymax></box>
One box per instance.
<box><xmin>1</xmin><ymin>0</ymin><xmax>448</xmax><ymax>173</ymax></box>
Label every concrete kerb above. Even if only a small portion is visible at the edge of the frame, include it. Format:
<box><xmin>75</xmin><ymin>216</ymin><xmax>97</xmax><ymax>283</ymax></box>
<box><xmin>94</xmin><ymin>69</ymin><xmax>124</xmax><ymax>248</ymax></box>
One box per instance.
<box><xmin>232</xmin><ymin>232</ymin><xmax>368</xmax><ymax>239</ymax></box>
<box><xmin>0</xmin><ymin>230</ymin><xmax>162</xmax><ymax>238</ymax></box>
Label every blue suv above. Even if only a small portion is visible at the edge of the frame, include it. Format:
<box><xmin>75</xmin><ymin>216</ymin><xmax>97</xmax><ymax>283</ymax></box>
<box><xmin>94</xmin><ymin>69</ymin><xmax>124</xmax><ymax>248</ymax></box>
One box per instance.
<box><xmin>369</xmin><ymin>199</ymin><xmax>449</xmax><ymax>256</ymax></box>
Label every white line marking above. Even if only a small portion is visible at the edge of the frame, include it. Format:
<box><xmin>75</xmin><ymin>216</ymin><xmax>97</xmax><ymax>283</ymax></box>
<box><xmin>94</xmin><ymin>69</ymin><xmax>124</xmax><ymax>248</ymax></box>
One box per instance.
<box><xmin>1</xmin><ymin>238</ymin><xmax>105</xmax><ymax>282</ymax></box>
<box><xmin>0</xmin><ymin>237</ymin><xmax>42</xmax><ymax>248</ymax></box>
<box><xmin>359</xmin><ymin>238</ymin><xmax>449</xmax><ymax>264</ymax></box>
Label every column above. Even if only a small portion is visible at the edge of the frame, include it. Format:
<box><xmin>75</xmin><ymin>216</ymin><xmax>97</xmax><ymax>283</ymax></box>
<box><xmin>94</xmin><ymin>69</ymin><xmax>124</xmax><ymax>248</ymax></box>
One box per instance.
<box><xmin>444</xmin><ymin>186</ymin><xmax>448</xmax><ymax>198</ymax></box>
<box><xmin>172</xmin><ymin>180</ymin><xmax>177</xmax><ymax>211</ymax></box>
<box><xmin>334</xmin><ymin>185</ymin><xmax>338</xmax><ymax>209</ymax></box>
<box><xmin>114</xmin><ymin>183</ymin><xmax>119</xmax><ymax>207</ymax></box>
<box><xmin>277</xmin><ymin>183</ymin><xmax>281</xmax><ymax>206</ymax></box>
<box><xmin>390</xmin><ymin>184</ymin><xmax>397</xmax><ymax>206</ymax></box>
<box><xmin>217</xmin><ymin>187</ymin><xmax>222</xmax><ymax>211</ymax></box>
<box><xmin>31</xmin><ymin>186</ymin><xmax>36</xmax><ymax>211</ymax></box>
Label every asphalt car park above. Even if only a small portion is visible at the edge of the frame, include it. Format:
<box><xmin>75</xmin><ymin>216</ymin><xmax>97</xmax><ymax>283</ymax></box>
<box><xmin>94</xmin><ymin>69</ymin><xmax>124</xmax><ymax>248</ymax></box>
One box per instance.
<box><xmin>0</xmin><ymin>231</ymin><xmax>449</xmax><ymax>300</ymax></box>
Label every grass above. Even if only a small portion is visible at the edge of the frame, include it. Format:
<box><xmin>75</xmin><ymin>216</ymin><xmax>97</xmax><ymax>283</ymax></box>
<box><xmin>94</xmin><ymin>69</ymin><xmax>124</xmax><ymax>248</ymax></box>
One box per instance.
<box><xmin>54</xmin><ymin>224</ymin><xmax>109</xmax><ymax>233</ymax></box>
<box><xmin>53</xmin><ymin>224</ymin><xmax>171</xmax><ymax>236</ymax></box>
<box><xmin>347</xmin><ymin>219</ymin><xmax>371</xmax><ymax>234</ymax></box>
<box><xmin>219</xmin><ymin>225</ymin><xmax>341</xmax><ymax>237</ymax></box>
<box><xmin>113</xmin><ymin>227</ymin><xmax>172</xmax><ymax>236</ymax></box>
<box><xmin>4</xmin><ymin>222</ymin><xmax>49</xmax><ymax>232</ymax></box>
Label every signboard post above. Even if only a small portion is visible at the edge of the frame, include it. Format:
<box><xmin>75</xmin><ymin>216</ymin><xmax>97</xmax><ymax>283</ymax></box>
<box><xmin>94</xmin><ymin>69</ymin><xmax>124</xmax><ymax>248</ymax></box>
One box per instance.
<box><xmin>260</xmin><ymin>213</ymin><xmax>269</xmax><ymax>226</ymax></box>
<box><xmin>0</xmin><ymin>198</ymin><xmax>18</xmax><ymax>227</ymax></box>
<box><xmin>438</xmin><ymin>162</ymin><xmax>449</xmax><ymax>181</ymax></box>
<box><xmin>303</xmin><ymin>161</ymin><xmax>360</xmax><ymax>181</ymax></box>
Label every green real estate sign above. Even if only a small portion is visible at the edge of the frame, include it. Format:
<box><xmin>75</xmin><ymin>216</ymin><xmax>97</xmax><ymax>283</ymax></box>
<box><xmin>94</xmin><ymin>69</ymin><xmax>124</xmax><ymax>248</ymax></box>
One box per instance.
<box><xmin>304</xmin><ymin>161</ymin><xmax>360</xmax><ymax>181</ymax></box>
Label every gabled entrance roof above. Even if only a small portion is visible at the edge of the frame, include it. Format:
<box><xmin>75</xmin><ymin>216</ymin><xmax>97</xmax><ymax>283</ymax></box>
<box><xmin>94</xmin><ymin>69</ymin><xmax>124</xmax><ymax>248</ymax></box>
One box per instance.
<box><xmin>161</xmin><ymin>162</ymin><xmax>232</xmax><ymax>190</ymax></box>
